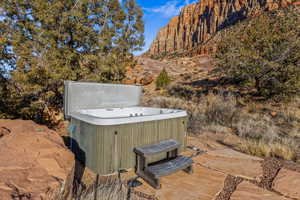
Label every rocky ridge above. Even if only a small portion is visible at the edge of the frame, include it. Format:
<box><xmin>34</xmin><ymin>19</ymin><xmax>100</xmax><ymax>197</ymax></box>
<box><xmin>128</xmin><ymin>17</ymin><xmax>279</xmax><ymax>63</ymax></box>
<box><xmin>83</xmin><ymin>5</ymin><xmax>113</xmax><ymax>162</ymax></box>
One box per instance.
<box><xmin>147</xmin><ymin>0</ymin><xmax>298</xmax><ymax>56</ymax></box>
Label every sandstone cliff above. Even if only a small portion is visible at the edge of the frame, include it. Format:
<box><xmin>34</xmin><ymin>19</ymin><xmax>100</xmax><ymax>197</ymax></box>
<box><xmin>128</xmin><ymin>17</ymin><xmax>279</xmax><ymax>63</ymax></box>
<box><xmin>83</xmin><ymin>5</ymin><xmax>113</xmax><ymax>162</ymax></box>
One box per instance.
<box><xmin>147</xmin><ymin>0</ymin><xmax>297</xmax><ymax>56</ymax></box>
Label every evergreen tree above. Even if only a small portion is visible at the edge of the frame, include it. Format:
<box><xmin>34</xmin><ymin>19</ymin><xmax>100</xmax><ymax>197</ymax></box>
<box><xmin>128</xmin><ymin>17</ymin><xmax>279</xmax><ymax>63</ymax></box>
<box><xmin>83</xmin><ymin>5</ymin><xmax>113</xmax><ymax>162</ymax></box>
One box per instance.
<box><xmin>216</xmin><ymin>7</ymin><xmax>300</xmax><ymax>101</ymax></box>
<box><xmin>0</xmin><ymin>0</ymin><xmax>144</xmax><ymax>124</ymax></box>
<box><xmin>156</xmin><ymin>68</ymin><xmax>171</xmax><ymax>89</ymax></box>
<box><xmin>119</xmin><ymin>0</ymin><xmax>144</xmax><ymax>55</ymax></box>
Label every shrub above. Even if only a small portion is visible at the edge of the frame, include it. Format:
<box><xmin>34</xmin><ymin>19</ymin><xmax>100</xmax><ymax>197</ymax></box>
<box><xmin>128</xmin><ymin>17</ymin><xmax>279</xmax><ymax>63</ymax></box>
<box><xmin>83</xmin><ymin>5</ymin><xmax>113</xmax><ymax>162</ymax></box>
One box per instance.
<box><xmin>275</xmin><ymin>107</ymin><xmax>300</xmax><ymax>127</ymax></box>
<box><xmin>167</xmin><ymin>83</ymin><xmax>196</xmax><ymax>99</ymax></box>
<box><xmin>236</xmin><ymin>113</ymin><xmax>279</xmax><ymax>141</ymax></box>
<box><xmin>143</xmin><ymin>92</ymin><xmax>239</xmax><ymax>134</ymax></box>
<box><xmin>234</xmin><ymin>110</ymin><xmax>299</xmax><ymax>161</ymax></box>
<box><xmin>238</xmin><ymin>138</ymin><xmax>298</xmax><ymax>161</ymax></box>
<box><xmin>144</xmin><ymin>90</ymin><xmax>300</xmax><ymax>161</ymax></box>
<box><xmin>155</xmin><ymin>68</ymin><xmax>171</xmax><ymax>89</ymax></box>
<box><xmin>216</xmin><ymin>7</ymin><xmax>300</xmax><ymax>101</ymax></box>
<box><xmin>203</xmin><ymin>93</ymin><xmax>238</xmax><ymax>127</ymax></box>
<box><xmin>143</xmin><ymin>95</ymin><xmax>202</xmax><ymax>133</ymax></box>
<box><xmin>202</xmin><ymin>124</ymin><xmax>230</xmax><ymax>134</ymax></box>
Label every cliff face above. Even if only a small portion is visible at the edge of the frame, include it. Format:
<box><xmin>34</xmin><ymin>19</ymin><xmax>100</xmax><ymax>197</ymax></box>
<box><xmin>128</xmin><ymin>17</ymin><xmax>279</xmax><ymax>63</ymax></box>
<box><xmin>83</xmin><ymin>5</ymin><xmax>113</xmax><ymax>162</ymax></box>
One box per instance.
<box><xmin>148</xmin><ymin>0</ymin><xmax>295</xmax><ymax>56</ymax></box>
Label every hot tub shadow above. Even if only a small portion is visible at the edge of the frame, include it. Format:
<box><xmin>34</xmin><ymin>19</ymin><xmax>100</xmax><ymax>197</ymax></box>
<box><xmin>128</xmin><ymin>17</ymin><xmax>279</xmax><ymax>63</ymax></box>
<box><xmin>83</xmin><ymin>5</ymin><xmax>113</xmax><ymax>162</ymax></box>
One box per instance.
<box><xmin>63</xmin><ymin>136</ymin><xmax>86</xmax><ymax>196</ymax></box>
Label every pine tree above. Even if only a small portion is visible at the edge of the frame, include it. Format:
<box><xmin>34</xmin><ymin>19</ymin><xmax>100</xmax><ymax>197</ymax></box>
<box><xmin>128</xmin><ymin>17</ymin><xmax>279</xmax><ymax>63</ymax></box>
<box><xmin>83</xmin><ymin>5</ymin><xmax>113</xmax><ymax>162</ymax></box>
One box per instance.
<box><xmin>0</xmin><ymin>0</ymin><xmax>144</xmax><ymax>124</ymax></box>
<box><xmin>216</xmin><ymin>7</ymin><xmax>300</xmax><ymax>101</ymax></box>
<box><xmin>119</xmin><ymin>0</ymin><xmax>145</xmax><ymax>55</ymax></box>
<box><xmin>156</xmin><ymin>68</ymin><xmax>171</xmax><ymax>89</ymax></box>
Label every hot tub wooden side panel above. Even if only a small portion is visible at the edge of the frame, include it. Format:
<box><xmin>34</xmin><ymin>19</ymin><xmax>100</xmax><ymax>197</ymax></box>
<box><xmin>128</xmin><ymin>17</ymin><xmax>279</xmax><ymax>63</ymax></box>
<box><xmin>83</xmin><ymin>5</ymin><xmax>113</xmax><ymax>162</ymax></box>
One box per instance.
<box><xmin>115</xmin><ymin>117</ymin><xmax>187</xmax><ymax>169</ymax></box>
<box><xmin>70</xmin><ymin>117</ymin><xmax>187</xmax><ymax>175</ymax></box>
<box><xmin>71</xmin><ymin>118</ymin><xmax>115</xmax><ymax>174</ymax></box>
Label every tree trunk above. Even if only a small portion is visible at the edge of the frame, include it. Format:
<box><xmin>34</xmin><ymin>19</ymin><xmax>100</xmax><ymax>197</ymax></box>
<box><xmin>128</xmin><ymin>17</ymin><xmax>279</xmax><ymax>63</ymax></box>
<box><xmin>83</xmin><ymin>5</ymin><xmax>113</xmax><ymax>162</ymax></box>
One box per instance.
<box><xmin>255</xmin><ymin>77</ymin><xmax>262</xmax><ymax>94</ymax></box>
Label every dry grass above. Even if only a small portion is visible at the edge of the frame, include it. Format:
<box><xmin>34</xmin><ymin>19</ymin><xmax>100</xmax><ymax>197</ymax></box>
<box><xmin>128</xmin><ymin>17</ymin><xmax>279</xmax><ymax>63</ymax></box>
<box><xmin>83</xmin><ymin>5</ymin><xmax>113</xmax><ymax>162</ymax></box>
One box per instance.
<box><xmin>238</xmin><ymin>138</ymin><xmax>298</xmax><ymax>161</ymax></box>
<box><xmin>235</xmin><ymin>107</ymin><xmax>300</xmax><ymax>162</ymax></box>
<box><xmin>289</xmin><ymin>128</ymin><xmax>300</xmax><ymax>137</ymax></box>
<box><xmin>74</xmin><ymin>179</ymin><xmax>127</xmax><ymax>200</ymax></box>
<box><xmin>74</xmin><ymin>179</ymin><xmax>147</xmax><ymax>200</ymax></box>
<box><xmin>235</xmin><ymin>113</ymin><xmax>279</xmax><ymax>141</ymax></box>
<box><xmin>202</xmin><ymin>124</ymin><xmax>230</xmax><ymax>134</ymax></box>
<box><xmin>143</xmin><ymin>90</ymin><xmax>300</xmax><ymax>162</ymax></box>
<box><xmin>203</xmin><ymin>93</ymin><xmax>237</xmax><ymax>127</ymax></box>
<box><xmin>143</xmin><ymin>93</ymin><xmax>238</xmax><ymax>134</ymax></box>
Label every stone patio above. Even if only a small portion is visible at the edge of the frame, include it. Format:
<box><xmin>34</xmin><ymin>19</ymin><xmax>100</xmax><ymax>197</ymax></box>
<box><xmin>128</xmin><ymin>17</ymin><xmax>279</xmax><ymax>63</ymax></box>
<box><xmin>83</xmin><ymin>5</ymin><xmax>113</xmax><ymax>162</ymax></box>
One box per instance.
<box><xmin>120</xmin><ymin>136</ymin><xmax>300</xmax><ymax>200</ymax></box>
<box><xmin>231</xmin><ymin>182</ymin><xmax>290</xmax><ymax>200</ymax></box>
<box><xmin>273</xmin><ymin>168</ymin><xmax>300</xmax><ymax>199</ymax></box>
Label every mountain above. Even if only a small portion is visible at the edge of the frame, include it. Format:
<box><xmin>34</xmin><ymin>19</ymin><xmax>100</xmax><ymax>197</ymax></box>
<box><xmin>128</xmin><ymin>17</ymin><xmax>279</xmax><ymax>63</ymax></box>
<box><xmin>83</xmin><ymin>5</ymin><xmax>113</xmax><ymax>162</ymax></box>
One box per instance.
<box><xmin>147</xmin><ymin>0</ymin><xmax>298</xmax><ymax>57</ymax></box>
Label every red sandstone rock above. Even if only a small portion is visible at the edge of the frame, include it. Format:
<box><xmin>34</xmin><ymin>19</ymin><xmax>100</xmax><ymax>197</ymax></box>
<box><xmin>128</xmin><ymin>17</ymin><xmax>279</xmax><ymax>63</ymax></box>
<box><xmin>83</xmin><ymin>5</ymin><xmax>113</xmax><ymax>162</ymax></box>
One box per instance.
<box><xmin>194</xmin><ymin>148</ymin><xmax>263</xmax><ymax>180</ymax></box>
<box><xmin>148</xmin><ymin>0</ymin><xmax>296</xmax><ymax>56</ymax></box>
<box><xmin>122</xmin><ymin>78</ymin><xmax>136</xmax><ymax>85</ymax></box>
<box><xmin>273</xmin><ymin>168</ymin><xmax>300</xmax><ymax>199</ymax></box>
<box><xmin>0</xmin><ymin>127</ymin><xmax>10</xmax><ymax>138</ymax></box>
<box><xmin>131</xmin><ymin>165</ymin><xmax>227</xmax><ymax>200</ymax></box>
<box><xmin>0</xmin><ymin>120</ymin><xmax>75</xmax><ymax>200</ymax></box>
<box><xmin>231</xmin><ymin>182</ymin><xmax>290</xmax><ymax>200</ymax></box>
<box><xmin>139</xmin><ymin>73</ymin><xmax>154</xmax><ymax>85</ymax></box>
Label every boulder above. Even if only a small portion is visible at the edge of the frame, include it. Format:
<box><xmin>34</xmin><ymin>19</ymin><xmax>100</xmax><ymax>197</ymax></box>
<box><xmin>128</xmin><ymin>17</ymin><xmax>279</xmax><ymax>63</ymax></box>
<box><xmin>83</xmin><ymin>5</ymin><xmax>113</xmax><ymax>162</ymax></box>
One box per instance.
<box><xmin>122</xmin><ymin>78</ymin><xmax>136</xmax><ymax>85</ymax></box>
<box><xmin>0</xmin><ymin>120</ymin><xmax>75</xmax><ymax>200</ymax></box>
<box><xmin>139</xmin><ymin>73</ymin><xmax>154</xmax><ymax>85</ymax></box>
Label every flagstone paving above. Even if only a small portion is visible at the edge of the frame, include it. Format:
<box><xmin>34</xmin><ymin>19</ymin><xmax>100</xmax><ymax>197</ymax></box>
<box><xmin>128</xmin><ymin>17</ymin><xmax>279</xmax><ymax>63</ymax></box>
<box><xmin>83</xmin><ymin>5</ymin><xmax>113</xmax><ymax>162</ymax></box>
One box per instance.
<box><xmin>121</xmin><ymin>136</ymin><xmax>300</xmax><ymax>200</ymax></box>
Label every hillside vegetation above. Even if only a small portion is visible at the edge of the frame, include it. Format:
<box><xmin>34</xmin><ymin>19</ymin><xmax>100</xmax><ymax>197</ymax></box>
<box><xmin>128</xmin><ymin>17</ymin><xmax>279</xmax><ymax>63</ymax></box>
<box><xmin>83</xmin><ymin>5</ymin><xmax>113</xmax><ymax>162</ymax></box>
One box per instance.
<box><xmin>144</xmin><ymin>7</ymin><xmax>300</xmax><ymax>162</ymax></box>
<box><xmin>216</xmin><ymin>6</ymin><xmax>300</xmax><ymax>101</ymax></box>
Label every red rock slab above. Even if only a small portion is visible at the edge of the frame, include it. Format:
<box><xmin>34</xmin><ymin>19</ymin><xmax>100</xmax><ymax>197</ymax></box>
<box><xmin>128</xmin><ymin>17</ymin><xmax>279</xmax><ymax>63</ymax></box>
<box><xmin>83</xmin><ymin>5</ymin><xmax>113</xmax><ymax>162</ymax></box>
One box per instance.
<box><xmin>231</xmin><ymin>182</ymin><xmax>290</xmax><ymax>200</ymax></box>
<box><xmin>273</xmin><ymin>168</ymin><xmax>300</xmax><ymax>199</ymax></box>
<box><xmin>133</xmin><ymin>165</ymin><xmax>227</xmax><ymax>200</ymax></box>
<box><xmin>0</xmin><ymin>120</ymin><xmax>74</xmax><ymax>200</ymax></box>
<box><xmin>186</xmin><ymin>135</ymin><xmax>229</xmax><ymax>151</ymax></box>
<box><xmin>194</xmin><ymin>149</ymin><xmax>263</xmax><ymax>180</ymax></box>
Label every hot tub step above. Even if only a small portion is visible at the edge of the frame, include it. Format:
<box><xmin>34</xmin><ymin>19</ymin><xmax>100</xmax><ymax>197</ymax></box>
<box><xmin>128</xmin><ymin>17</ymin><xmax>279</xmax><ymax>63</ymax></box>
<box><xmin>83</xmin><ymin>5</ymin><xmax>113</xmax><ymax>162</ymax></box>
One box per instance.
<box><xmin>145</xmin><ymin>155</ymin><xmax>193</xmax><ymax>178</ymax></box>
<box><xmin>134</xmin><ymin>139</ymin><xmax>181</xmax><ymax>156</ymax></box>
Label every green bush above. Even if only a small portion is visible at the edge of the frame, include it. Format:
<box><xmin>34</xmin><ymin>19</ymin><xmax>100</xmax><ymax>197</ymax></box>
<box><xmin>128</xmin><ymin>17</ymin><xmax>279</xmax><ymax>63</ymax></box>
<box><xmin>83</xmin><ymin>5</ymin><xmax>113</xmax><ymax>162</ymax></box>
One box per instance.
<box><xmin>216</xmin><ymin>7</ymin><xmax>300</xmax><ymax>101</ymax></box>
<box><xmin>155</xmin><ymin>68</ymin><xmax>171</xmax><ymax>89</ymax></box>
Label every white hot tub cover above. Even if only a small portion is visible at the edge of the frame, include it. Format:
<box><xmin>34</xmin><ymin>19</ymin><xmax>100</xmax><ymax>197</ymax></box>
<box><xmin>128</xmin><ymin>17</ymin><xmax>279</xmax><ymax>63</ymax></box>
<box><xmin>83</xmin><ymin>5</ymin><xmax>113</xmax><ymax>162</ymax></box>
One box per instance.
<box><xmin>64</xmin><ymin>81</ymin><xmax>142</xmax><ymax>120</ymax></box>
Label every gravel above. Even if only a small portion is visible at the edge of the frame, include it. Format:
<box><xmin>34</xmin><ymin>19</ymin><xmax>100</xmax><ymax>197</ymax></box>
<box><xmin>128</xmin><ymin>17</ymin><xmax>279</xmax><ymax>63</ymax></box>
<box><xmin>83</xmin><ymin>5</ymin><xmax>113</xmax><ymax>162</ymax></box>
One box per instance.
<box><xmin>257</xmin><ymin>158</ymin><xmax>282</xmax><ymax>190</ymax></box>
<box><xmin>215</xmin><ymin>175</ymin><xmax>243</xmax><ymax>200</ymax></box>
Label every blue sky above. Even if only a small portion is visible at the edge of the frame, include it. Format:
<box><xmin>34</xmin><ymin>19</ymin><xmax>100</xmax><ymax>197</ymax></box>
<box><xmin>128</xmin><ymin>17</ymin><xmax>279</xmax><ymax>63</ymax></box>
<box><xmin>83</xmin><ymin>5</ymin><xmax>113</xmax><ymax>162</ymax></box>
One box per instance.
<box><xmin>134</xmin><ymin>0</ymin><xmax>198</xmax><ymax>55</ymax></box>
<box><xmin>1</xmin><ymin>1</ymin><xmax>197</xmax><ymax>55</ymax></box>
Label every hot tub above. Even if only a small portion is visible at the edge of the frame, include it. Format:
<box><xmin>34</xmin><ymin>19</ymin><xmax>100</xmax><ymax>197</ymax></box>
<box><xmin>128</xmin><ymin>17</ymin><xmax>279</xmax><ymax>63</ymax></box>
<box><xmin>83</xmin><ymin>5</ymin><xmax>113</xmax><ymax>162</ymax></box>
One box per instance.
<box><xmin>71</xmin><ymin>107</ymin><xmax>187</xmax><ymax>125</ymax></box>
<box><xmin>65</xmin><ymin>81</ymin><xmax>188</xmax><ymax>175</ymax></box>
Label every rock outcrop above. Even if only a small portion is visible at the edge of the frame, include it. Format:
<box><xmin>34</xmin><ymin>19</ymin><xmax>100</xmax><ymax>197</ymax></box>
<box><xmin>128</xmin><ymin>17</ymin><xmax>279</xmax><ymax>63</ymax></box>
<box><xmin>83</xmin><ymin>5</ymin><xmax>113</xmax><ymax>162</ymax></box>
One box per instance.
<box><xmin>147</xmin><ymin>0</ymin><xmax>296</xmax><ymax>56</ymax></box>
<box><xmin>0</xmin><ymin>120</ymin><xmax>75</xmax><ymax>200</ymax></box>
<box><xmin>123</xmin><ymin>65</ymin><xmax>154</xmax><ymax>86</ymax></box>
